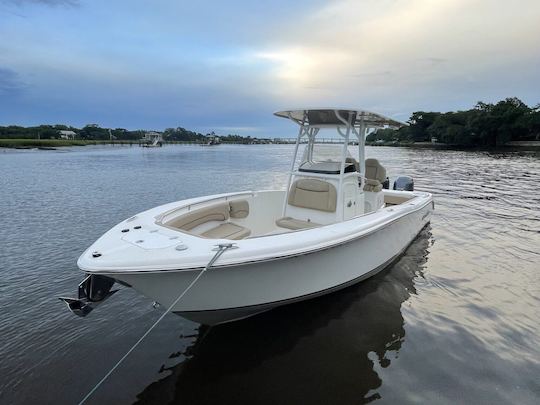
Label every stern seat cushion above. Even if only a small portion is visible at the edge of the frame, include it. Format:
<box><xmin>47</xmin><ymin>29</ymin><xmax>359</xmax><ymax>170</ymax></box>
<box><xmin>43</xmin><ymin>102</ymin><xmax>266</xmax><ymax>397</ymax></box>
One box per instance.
<box><xmin>384</xmin><ymin>194</ymin><xmax>411</xmax><ymax>205</ymax></box>
<box><xmin>276</xmin><ymin>217</ymin><xmax>321</xmax><ymax>230</ymax></box>
<box><xmin>201</xmin><ymin>223</ymin><xmax>251</xmax><ymax>240</ymax></box>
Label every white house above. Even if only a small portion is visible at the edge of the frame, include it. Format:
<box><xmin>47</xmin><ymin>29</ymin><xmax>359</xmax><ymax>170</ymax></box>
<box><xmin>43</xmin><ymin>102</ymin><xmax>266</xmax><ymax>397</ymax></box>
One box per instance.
<box><xmin>59</xmin><ymin>130</ymin><xmax>76</xmax><ymax>140</ymax></box>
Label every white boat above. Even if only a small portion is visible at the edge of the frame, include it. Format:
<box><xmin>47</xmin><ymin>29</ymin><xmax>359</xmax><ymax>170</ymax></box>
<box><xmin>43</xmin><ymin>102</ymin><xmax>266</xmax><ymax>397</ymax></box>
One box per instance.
<box><xmin>141</xmin><ymin>131</ymin><xmax>163</xmax><ymax>147</ymax></box>
<box><xmin>201</xmin><ymin>134</ymin><xmax>221</xmax><ymax>146</ymax></box>
<box><xmin>62</xmin><ymin>108</ymin><xmax>434</xmax><ymax>325</ymax></box>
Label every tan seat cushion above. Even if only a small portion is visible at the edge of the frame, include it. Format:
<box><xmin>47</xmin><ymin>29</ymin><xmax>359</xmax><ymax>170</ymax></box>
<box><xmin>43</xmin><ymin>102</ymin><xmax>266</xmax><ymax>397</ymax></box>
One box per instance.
<box><xmin>288</xmin><ymin>179</ymin><xmax>337</xmax><ymax>212</ymax></box>
<box><xmin>364</xmin><ymin>178</ymin><xmax>383</xmax><ymax>192</ymax></box>
<box><xmin>201</xmin><ymin>223</ymin><xmax>251</xmax><ymax>240</ymax></box>
<box><xmin>364</xmin><ymin>159</ymin><xmax>386</xmax><ymax>192</ymax></box>
<box><xmin>229</xmin><ymin>200</ymin><xmax>249</xmax><ymax>218</ymax></box>
<box><xmin>365</xmin><ymin>158</ymin><xmax>386</xmax><ymax>182</ymax></box>
<box><xmin>167</xmin><ymin>202</ymin><xmax>230</xmax><ymax>231</ymax></box>
<box><xmin>384</xmin><ymin>194</ymin><xmax>411</xmax><ymax>205</ymax></box>
<box><xmin>276</xmin><ymin>217</ymin><xmax>321</xmax><ymax>230</ymax></box>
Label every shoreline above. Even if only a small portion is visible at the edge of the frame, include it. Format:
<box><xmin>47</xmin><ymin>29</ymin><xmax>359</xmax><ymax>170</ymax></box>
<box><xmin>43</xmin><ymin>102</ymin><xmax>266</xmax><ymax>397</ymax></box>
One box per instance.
<box><xmin>365</xmin><ymin>141</ymin><xmax>540</xmax><ymax>151</ymax></box>
<box><xmin>1</xmin><ymin>138</ymin><xmax>539</xmax><ymax>151</ymax></box>
<box><xmin>0</xmin><ymin>139</ymin><xmax>210</xmax><ymax>149</ymax></box>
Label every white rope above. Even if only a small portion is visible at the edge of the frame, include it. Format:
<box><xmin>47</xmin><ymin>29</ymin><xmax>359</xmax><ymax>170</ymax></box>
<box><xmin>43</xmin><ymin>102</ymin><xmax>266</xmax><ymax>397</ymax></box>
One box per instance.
<box><xmin>78</xmin><ymin>243</ymin><xmax>235</xmax><ymax>405</ymax></box>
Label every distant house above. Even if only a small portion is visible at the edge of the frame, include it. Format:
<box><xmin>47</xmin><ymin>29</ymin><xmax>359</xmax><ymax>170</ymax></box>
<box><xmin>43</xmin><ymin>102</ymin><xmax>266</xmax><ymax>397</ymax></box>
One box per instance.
<box><xmin>431</xmin><ymin>137</ymin><xmax>439</xmax><ymax>144</ymax></box>
<box><xmin>59</xmin><ymin>130</ymin><xmax>76</xmax><ymax>140</ymax></box>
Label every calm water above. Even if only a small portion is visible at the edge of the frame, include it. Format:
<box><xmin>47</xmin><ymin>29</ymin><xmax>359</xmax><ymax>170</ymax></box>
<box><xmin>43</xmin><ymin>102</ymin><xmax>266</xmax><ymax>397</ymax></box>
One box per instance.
<box><xmin>0</xmin><ymin>144</ymin><xmax>539</xmax><ymax>404</ymax></box>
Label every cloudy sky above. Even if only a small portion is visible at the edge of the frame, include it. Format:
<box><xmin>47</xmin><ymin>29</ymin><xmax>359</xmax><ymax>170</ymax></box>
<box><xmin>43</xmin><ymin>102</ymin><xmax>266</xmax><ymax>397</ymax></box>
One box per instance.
<box><xmin>1</xmin><ymin>0</ymin><xmax>539</xmax><ymax>136</ymax></box>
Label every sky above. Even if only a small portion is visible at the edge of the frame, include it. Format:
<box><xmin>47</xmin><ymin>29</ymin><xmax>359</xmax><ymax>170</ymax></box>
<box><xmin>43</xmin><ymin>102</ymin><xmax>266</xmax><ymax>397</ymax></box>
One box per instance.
<box><xmin>0</xmin><ymin>0</ymin><xmax>539</xmax><ymax>136</ymax></box>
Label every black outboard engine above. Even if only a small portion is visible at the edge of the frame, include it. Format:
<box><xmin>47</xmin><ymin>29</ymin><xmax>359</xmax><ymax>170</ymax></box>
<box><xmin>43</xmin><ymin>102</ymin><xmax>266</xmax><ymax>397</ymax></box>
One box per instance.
<box><xmin>393</xmin><ymin>176</ymin><xmax>414</xmax><ymax>191</ymax></box>
<box><xmin>382</xmin><ymin>177</ymin><xmax>390</xmax><ymax>189</ymax></box>
<box><xmin>59</xmin><ymin>275</ymin><xmax>117</xmax><ymax>317</ymax></box>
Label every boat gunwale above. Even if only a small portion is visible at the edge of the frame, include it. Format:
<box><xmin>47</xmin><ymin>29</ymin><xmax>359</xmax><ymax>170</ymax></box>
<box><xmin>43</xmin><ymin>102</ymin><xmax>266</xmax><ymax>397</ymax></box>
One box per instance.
<box><xmin>79</xmin><ymin>193</ymin><xmax>433</xmax><ymax>275</ymax></box>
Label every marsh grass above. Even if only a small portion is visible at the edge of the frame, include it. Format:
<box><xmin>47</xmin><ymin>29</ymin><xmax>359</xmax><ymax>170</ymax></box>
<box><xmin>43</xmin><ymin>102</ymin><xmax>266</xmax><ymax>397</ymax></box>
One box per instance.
<box><xmin>0</xmin><ymin>139</ymin><xmax>135</xmax><ymax>148</ymax></box>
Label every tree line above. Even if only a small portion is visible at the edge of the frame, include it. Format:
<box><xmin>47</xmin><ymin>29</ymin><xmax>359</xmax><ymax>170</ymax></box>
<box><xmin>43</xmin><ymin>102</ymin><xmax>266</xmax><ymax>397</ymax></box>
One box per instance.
<box><xmin>367</xmin><ymin>97</ymin><xmax>540</xmax><ymax>146</ymax></box>
<box><xmin>0</xmin><ymin>124</ymin><xmax>248</xmax><ymax>143</ymax></box>
<box><xmin>0</xmin><ymin>124</ymin><xmax>148</xmax><ymax>140</ymax></box>
<box><xmin>4</xmin><ymin>97</ymin><xmax>538</xmax><ymax>147</ymax></box>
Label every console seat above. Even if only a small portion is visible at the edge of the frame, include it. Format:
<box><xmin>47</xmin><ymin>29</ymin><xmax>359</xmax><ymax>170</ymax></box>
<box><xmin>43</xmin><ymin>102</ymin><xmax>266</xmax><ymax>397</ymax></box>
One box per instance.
<box><xmin>276</xmin><ymin>178</ymin><xmax>335</xmax><ymax>230</ymax></box>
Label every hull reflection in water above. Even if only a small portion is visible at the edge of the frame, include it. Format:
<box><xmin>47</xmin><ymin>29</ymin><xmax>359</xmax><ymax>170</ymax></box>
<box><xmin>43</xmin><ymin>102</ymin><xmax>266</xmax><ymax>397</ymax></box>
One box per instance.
<box><xmin>134</xmin><ymin>227</ymin><xmax>433</xmax><ymax>405</ymax></box>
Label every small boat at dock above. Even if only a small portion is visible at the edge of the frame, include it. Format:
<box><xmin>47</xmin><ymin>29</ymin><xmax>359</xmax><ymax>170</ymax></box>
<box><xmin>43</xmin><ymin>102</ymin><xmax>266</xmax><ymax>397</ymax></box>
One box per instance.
<box><xmin>140</xmin><ymin>131</ymin><xmax>163</xmax><ymax>147</ymax></box>
<box><xmin>62</xmin><ymin>108</ymin><xmax>434</xmax><ymax>325</ymax></box>
<box><xmin>201</xmin><ymin>134</ymin><xmax>221</xmax><ymax>146</ymax></box>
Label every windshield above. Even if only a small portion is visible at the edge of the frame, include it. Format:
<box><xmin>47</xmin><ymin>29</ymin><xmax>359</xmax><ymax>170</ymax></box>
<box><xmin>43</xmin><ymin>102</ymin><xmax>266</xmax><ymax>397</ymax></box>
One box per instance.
<box><xmin>301</xmin><ymin>144</ymin><xmax>354</xmax><ymax>163</ymax></box>
<box><xmin>298</xmin><ymin>144</ymin><xmax>358</xmax><ymax>175</ymax></box>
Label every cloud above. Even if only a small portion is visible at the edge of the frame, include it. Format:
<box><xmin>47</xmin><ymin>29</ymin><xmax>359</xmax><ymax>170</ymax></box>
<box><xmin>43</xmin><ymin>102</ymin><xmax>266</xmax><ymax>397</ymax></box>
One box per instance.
<box><xmin>246</xmin><ymin>0</ymin><xmax>540</xmax><ymax>110</ymax></box>
<box><xmin>424</xmin><ymin>58</ymin><xmax>448</xmax><ymax>65</ymax></box>
<box><xmin>0</xmin><ymin>67</ymin><xmax>26</xmax><ymax>95</ymax></box>
<box><xmin>350</xmin><ymin>71</ymin><xmax>393</xmax><ymax>78</ymax></box>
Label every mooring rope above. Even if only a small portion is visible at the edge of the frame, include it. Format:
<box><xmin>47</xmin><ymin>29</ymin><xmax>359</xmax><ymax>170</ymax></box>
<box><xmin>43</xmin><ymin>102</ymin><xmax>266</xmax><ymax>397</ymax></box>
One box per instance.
<box><xmin>78</xmin><ymin>243</ymin><xmax>236</xmax><ymax>405</ymax></box>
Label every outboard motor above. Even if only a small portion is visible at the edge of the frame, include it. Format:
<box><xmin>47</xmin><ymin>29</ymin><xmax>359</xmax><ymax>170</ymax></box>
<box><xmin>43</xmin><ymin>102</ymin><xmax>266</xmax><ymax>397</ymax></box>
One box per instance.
<box><xmin>382</xmin><ymin>177</ymin><xmax>390</xmax><ymax>190</ymax></box>
<box><xmin>59</xmin><ymin>275</ymin><xmax>117</xmax><ymax>317</ymax></box>
<box><xmin>393</xmin><ymin>176</ymin><xmax>414</xmax><ymax>191</ymax></box>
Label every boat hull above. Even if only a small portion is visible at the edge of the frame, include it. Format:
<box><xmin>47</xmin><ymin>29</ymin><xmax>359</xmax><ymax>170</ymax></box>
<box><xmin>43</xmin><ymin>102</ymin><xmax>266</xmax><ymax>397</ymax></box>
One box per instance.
<box><xmin>112</xmin><ymin>199</ymin><xmax>433</xmax><ymax>325</ymax></box>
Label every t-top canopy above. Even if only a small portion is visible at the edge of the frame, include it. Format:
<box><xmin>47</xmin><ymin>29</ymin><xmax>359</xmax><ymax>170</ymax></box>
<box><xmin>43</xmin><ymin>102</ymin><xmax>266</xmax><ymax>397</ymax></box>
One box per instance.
<box><xmin>274</xmin><ymin>108</ymin><xmax>404</xmax><ymax>129</ymax></box>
